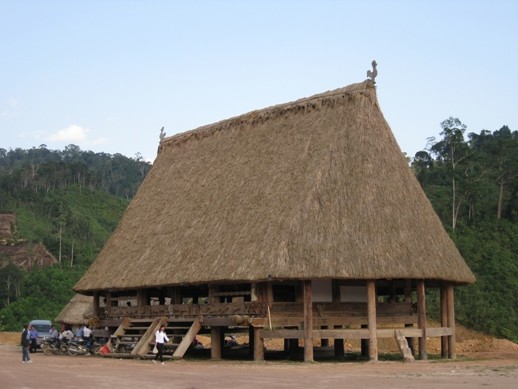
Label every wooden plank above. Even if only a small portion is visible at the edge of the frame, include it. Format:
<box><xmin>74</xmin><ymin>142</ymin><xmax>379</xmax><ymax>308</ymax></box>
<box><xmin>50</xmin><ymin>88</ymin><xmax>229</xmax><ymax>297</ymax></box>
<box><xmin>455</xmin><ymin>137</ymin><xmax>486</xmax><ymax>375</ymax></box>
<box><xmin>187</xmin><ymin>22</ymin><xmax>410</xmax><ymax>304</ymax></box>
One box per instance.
<box><xmin>113</xmin><ymin>317</ymin><xmax>132</xmax><ymax>338</ymax></box>
<box><xmin>172</xmin><ymin>318</ymin><xmax>201</xmax><ymax>359</ymax></box>
<box><xmin>427</xmin><ymin>327</ymin><xmax>454</xmax><ymax>337</ymax></box>
<box><xmin>314</xmin><ymin>329</ymin><xmax>370</xmax><ymax>339</ymax></box>
<box><xmin>395</xmin><ymin>330</ymin><xmax>415</xmax><ymax>362</ymax></box>
<box><xmin>212</xmin><ymin>291</ymin><xmax>251</xmax><ymax>297</ymax></box>
<box><xmin>133</xmin><ymin>317</ymin><xmax>166</xmax><ymax>356</ymax></box>
<box><xmin>260</xmin><ymin>327</ymin><xmax>451</xmax><ymax>340</ymax></box>
<box><xmin>200</xmin><ymin>317</ymin><xmax>235</xmax><ymax>326</ymax></box>
<box><xmin>376</xmin><ymin>329</ymin><xmax>422</xmax><ymax>338</ymax></box>
<box><xmin>262</xmin><ymin>329</ymin><xmax>304</xmax><ymax>339</ymax></box>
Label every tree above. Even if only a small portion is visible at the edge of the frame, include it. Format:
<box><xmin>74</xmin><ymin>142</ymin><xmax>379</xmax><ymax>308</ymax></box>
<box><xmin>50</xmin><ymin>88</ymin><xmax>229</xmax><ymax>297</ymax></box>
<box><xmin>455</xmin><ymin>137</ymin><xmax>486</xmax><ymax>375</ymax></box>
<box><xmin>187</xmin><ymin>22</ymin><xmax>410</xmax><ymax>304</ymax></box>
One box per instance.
<box><xmin>430</xmin><ymin>117</ymin><xmax>470</xmax><ymax>229</ymax></box>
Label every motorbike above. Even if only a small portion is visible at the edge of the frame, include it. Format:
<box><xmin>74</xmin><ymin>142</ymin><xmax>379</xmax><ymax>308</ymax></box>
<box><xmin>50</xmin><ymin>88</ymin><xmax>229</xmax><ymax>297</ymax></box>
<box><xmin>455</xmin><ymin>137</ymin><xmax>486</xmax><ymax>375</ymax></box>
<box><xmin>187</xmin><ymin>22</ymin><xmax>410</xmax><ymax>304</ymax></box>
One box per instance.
<box><xmin>41</xmin><ymin>337</ymin><xmax>69</xmax><ymax>355</ymax></box>
<box><xmin>68</xmin><ymin>337</ymin><xmax>95</xmax><ymax>356</ymax></box>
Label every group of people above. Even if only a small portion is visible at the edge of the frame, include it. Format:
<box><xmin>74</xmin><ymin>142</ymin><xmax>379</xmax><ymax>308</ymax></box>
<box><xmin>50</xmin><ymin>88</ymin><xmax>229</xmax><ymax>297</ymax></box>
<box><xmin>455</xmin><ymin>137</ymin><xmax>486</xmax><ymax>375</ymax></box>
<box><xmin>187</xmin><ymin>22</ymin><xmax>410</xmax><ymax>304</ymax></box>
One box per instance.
<box><xmin>22</xmin><ymin>321</ymin><xmax>173</xmax><ymax>364</ymax></box>
<box><xmin>21</xmin><ymin>322</ymin><xmax>94</xmax><ymax>362</ymax></box>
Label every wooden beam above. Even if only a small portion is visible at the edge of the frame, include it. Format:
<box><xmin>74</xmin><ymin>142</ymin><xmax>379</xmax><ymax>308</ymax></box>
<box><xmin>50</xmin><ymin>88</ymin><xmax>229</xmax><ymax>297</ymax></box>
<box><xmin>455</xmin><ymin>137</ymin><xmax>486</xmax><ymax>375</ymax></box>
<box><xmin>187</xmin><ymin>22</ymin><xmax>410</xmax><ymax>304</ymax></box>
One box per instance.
<box><xmin>172</xmin><ymin>318</ymin><xmax>202</xmax><ymax>359</ymax></box>
<box><xmin>261</xmin><ymin>327</ymin><xmax>448</xmax><ymax>340</ymax></box>
<box><xmin>303</xmin><ymin>280</ymin><xmax>314</xmax><ymax>362</ymax></box>
<box><xmin>447</xmin><ymin>285</ymin><xmax>456</xmax><ymax>359</ymax></box>
<box><xmin>417</xmin><ymin>280</ymin><xmax>427</xmax><ymax>360</ymax></box>
<box><xmin>367</xmin><ymin>280</ymin><xmax>378</xmax><ymax>361</ymax></box>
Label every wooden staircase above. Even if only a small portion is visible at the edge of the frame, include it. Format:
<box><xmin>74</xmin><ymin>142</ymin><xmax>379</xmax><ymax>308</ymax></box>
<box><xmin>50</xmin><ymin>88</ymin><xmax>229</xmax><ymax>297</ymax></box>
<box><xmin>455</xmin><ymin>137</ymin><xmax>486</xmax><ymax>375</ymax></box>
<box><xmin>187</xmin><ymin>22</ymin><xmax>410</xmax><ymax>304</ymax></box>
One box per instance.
<box><xmin>109</xmin><ymin>317</ymin><xmax>201</xmax><ymax>359</ymax></box>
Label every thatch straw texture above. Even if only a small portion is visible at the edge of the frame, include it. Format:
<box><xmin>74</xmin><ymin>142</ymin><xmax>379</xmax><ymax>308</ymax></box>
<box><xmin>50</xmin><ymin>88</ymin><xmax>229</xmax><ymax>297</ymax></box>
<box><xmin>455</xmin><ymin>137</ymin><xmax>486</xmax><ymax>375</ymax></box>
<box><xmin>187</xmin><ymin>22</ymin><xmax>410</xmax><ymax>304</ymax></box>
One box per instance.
<box><xmin>55</xmin><ymin>294</ymin><xmax>93</xmax><ymax>325</ymax></box>
<box><xmin>75</xmin><ymin>80</ymin><xmax>474</xmax><ymax>293</ymax></box>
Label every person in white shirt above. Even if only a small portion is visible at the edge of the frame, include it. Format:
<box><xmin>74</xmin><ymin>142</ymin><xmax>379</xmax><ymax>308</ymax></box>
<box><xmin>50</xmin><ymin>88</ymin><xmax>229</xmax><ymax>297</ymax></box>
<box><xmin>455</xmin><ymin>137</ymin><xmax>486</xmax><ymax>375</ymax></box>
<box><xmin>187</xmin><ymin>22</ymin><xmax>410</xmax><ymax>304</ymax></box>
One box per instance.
<box><xmin>82</xmin><ymin>325</ymin><xmax>93</xmax><ymax>353</ymax></box>
<box><xmin>153</xmin><ymin>324</ymin><xmax>169</xmax><ymax>365</ymax></box>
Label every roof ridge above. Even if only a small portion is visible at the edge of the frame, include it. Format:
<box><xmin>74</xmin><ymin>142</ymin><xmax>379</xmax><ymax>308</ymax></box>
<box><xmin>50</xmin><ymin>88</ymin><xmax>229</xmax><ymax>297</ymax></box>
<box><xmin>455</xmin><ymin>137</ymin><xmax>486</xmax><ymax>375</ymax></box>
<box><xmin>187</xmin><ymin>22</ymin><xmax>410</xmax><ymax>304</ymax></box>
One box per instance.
<box><xmin>158</xmin><ymin>80</ymin><xmax>375</xmax><ymax>153</ymax></box>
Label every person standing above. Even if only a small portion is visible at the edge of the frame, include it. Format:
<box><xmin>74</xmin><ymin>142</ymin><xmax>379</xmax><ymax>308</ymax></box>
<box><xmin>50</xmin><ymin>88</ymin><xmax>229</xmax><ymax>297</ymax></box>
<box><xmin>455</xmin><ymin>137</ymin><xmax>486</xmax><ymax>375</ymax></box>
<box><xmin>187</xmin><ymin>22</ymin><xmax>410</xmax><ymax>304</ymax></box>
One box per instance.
<box><xmin>153</xmin><ymin>324</ymin><xmax>169</xmax><ymax>365</ymax></box>
<box><xmin>29</xmin><ymin>325</ymin><xmax>38</xmax><ymax>353</ymax></box>
<box><xmin>21</xmin><ymin>324</ymin><xmax>32</xmax><ymax>363</ymax></box>
<box><xmin>49</xmin><ymin>325</ymin><xmax>59</xmax><ymax>339</ymax></box>
<box><xmin>82</xmin><ymin>324</ymin><xmax>93</xmax><ymax>353</ymax></box>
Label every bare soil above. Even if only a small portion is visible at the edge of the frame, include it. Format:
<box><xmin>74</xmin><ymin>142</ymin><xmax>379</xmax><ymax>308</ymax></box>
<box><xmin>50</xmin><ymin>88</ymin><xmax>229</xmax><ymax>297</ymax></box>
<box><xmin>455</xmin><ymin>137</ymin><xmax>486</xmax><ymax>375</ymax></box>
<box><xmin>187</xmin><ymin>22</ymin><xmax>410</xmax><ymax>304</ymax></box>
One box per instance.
<box><xmin>2</xmin><ymin>328</ymin><xmax>517</xmax><ymax>389</ymax></box>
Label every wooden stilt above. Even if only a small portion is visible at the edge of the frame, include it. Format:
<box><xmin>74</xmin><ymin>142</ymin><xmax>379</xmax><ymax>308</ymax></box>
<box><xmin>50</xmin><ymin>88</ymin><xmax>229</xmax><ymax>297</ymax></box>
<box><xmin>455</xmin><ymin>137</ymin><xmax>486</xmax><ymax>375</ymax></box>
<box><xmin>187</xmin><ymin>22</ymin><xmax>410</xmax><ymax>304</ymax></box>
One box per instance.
<box><xmin>360</xmin><ymin>324</ymin><xmax>369</xmax><ymax>357</ymax></box>
<box><xmin>404</xmin><ymin>280</ymin><xmax>415</xmax><ymax>355</ymax></box>
<box><xmin>211</xmin><ymin>326</ymin><xmax>222</xmax><ymax>360</ymax></box>
<box><xmin>303</xmin><ymin>280</ymin><xmax>314</xmax><ymax>362</ymax></box>
<box><xmin>253</xmin><ymin>327</ymin><xmax>264</xmax><ymax>361</ymax></box>
<box><xmin>334</xmin><ymin>325</ymin><xmax>344</xmax><ymax>359</ymax></box>
<box><xmin>248</xmin><ymin>326</ymin><xmax>254</xmax><ymax>358</ymax></box>
<box><xmin>440</xmin><ymin>286</ymin><xmax>448</xmax><ymax>358</ymax></box>
<box><xmin>417</xmin><ymin>280</ymin><xmax>427</xmax><ymax>360</ymax></box>
<box><xmin>447</xmin><ymin>286</ymin><xmax>456</xmax><ymax>359</ymax></box>
<box><xmin>367</xmin><ymin>280</ymin><xmax>378</xmax><ymax>361</ymax></box>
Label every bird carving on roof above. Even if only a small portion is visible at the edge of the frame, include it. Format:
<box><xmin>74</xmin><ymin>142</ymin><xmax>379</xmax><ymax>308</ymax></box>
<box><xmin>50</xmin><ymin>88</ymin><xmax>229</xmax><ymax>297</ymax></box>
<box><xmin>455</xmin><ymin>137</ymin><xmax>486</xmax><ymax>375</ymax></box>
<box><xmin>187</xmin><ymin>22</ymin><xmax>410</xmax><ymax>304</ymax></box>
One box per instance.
<box><xmin>159</xmin><ymin>127</ymin><xmax>166</xmax><ymax>142</ymax></box>
<box><xmin>367</xmin><ymin>60</ymin><xmax>378</xmax><ymax>83</ymax></box>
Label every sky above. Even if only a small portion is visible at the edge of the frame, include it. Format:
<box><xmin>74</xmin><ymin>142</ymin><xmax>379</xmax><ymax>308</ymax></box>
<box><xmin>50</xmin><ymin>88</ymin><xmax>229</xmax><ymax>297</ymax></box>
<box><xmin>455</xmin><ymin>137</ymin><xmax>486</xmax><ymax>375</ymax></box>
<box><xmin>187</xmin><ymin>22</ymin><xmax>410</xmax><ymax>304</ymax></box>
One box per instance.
<box><xmin>1</xmin><ymin>1</ymin><xmax>517</xmax><ymax>162</ymax></box>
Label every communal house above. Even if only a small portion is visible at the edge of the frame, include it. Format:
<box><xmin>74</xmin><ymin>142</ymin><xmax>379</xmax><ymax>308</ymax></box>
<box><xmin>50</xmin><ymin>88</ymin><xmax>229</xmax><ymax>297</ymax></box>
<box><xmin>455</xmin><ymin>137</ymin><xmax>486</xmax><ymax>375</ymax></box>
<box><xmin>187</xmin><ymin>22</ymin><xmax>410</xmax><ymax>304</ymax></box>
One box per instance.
<box><xmin>74</xmin><ymin>77</ymin><xmax>475</xmax><ymax>362</ymax></box>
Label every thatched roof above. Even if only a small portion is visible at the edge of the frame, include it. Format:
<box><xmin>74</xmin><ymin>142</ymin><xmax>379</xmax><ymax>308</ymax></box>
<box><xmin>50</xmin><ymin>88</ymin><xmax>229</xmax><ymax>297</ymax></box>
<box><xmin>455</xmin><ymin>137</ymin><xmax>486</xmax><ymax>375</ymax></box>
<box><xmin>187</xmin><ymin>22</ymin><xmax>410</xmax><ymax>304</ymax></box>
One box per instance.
<box><xmin>55</xmin><ymin>294</ymin><xmax>93</xmax><ymax>325</ymax></box>
<box><xmin>75</xmin><ymin>79</ymin><xmax>475</xmax><ymax>293</ymax></box>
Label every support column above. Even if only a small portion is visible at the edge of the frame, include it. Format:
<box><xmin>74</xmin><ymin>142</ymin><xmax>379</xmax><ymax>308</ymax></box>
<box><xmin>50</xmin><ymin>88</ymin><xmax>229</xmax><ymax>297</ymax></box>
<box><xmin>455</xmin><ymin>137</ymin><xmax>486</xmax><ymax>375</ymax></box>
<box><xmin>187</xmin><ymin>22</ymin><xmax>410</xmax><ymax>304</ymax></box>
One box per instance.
<box><xmin>248</xmin><ymin>326</ymin><xmax>255</xmax><ymax>359</ymax></box>
<box><xmin>253</xmin><ymin>327</ymin><xmax>264</xmax><ymax>361</ymax></box>
<box><xmin>417</xmin><ymin>280</ymin><xmax>427</xmax><ymax>360</ymax></box>
<box><xmin>334</xmin><ymin>325</ymin><xmax>345</xmax><ymax>359</ymax></box>
<box><xmin>303</xmin><ymin>280</ymin><xmax>313</xmax><ymax>362</ymax></box>
<box><xmin>211</xmin><ymin>326</ymin><xmax>222</xmax><ymax>360</ymax></box>
<box><xmin>360</xmin><ymin>324</ymin><xmax>369</xmax><ymax>357</ymax></box>
<box><xmin>93</xmin><ymin>292</ymin><xmax>100</xmax><ymax>317</ymax></box>
<box><xmin>447</xmin><ymin>285</ymin><xmax>456</xmax><ymax>359</ymax></box>
<box><xmin>440</xmin><ymin>286</ymin><xmax>448</xmax><ymax>358</ymax></box>
<box><xmin>367</xmin><ymin>280</ymin><xmax>378</xmax><ymax>361</ymax></box>
<box><xmin>404</xmin><ymin>280</ymin><xmax>415</xmax><ymax>355</ymax></box>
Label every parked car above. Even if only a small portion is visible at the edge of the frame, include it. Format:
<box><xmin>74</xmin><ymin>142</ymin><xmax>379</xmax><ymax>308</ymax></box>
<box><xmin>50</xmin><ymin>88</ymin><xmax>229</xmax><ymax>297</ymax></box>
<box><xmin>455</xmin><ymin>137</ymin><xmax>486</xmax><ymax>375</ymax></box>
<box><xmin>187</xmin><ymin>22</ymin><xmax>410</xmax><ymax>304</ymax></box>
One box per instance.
<box><xmin>29</xmin><ymin>319</ymin><xmax>52</xmax><ymax>350</ymax></box>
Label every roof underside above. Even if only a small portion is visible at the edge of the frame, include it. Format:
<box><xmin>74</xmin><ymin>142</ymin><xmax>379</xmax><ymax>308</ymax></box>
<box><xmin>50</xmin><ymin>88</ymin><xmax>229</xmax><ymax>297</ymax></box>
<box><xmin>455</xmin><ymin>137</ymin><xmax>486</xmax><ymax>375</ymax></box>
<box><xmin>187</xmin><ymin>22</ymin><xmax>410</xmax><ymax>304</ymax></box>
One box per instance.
<box><xmin>75</xmin><ymin>80</ymin><xmax>475</xmax><ymax>293</ymax></box>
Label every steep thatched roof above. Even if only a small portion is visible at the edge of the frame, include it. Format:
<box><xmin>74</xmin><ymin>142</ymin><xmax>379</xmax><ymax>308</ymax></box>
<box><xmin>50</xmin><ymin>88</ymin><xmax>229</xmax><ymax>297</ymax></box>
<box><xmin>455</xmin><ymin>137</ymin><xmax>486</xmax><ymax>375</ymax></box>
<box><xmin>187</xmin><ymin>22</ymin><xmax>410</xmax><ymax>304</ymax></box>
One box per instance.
<box><xmin>55</xmin><ymin>294</ymin><xmax>93</xmax><ymax>325</ymax></box>
<box><xmin>75</xmin><ymin>79</ymin><xmax>475</xmax><ymax>293</ymax></box>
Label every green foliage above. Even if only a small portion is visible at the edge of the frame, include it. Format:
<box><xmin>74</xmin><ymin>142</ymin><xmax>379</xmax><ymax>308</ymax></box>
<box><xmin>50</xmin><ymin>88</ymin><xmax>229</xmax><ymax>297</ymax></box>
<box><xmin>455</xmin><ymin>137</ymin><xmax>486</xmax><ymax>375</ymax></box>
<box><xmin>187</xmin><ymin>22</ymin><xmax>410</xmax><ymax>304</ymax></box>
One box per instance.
<box><xmin>414</xmin><ymin>122</ymin><xmax>518</xmax><ymax>342</ymax></box>
<box><xmin>0</xmin><ymin>265</ymin><xmax>86</xmax><ymax>331</ymax></box>
<box><xmin>0</xmin><ymin>146</ymin><xmax>148</xmax><ymax>330</ymax></box>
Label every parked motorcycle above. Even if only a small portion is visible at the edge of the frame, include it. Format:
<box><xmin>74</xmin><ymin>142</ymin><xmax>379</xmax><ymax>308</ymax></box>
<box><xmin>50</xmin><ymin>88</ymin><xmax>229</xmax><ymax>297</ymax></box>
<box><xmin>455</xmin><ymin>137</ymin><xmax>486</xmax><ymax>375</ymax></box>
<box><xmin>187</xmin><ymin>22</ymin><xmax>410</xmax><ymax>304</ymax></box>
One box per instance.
<box><xmin>41</xmin><ymin>337</ymin><xmax>68</xmax><ymax>355</ymax></box>
<box><xmin>68</xmin><ymin>338</ymin><xmax>92</xmax><ymax>356</ymax></box>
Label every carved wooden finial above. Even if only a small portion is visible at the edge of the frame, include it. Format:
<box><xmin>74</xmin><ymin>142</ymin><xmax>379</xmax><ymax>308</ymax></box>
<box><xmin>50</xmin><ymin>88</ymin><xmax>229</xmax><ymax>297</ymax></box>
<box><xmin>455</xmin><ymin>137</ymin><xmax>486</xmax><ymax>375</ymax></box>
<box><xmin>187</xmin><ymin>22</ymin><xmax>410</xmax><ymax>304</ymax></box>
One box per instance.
<box><xmin>159</xmin><ymin>127</ymin><xmax>166</xmax><ymax>142</ymax></box>
<box><xmin>367</xmin><ymin>60</ymin><xmax>378</xmax><ymax>83</ymax></box>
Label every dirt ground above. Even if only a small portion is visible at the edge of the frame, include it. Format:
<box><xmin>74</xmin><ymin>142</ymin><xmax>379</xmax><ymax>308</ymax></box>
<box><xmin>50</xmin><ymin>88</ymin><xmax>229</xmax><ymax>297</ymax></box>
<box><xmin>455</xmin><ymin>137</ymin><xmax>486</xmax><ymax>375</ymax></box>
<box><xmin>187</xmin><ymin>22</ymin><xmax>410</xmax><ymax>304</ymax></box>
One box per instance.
<box><xmin>2</xmin><ymin>329</ymin><xmax>517</xmax><ymax>389</ymax></box>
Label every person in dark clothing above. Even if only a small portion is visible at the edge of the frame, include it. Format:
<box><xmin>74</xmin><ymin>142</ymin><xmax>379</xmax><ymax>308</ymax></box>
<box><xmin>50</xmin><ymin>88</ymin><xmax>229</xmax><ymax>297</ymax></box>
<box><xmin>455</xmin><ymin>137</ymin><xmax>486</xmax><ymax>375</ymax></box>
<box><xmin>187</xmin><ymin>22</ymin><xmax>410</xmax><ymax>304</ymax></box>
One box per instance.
<box><xmin>21</xmin><ymin>324</ymin><xmax>32</xmax><ymax>363</ymax></box>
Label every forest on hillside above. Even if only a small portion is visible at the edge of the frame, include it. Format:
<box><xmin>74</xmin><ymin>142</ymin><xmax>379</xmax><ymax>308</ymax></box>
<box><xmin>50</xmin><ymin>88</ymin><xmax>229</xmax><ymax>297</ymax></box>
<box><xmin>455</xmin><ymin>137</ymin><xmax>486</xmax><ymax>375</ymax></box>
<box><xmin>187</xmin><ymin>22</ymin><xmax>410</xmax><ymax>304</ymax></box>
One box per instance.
<box><xmin>0</xmin><ymin>122</ymin><xmax>517</xmax><ymax>343</ymax></box>
<box><xmin>411</xmin><ymin>118</ymin><xmax>518</xmax><ymax>341</ymax></box>
<box><xmin>0</xmin><ymin>145</ymin><xmax>151</xmax><ymax>328</ymax></box>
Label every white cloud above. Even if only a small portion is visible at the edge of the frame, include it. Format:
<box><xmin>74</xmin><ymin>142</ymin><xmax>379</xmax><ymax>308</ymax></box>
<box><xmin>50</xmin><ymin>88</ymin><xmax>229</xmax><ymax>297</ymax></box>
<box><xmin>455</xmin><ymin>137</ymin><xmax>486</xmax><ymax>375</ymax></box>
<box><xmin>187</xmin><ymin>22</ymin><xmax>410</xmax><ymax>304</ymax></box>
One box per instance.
<box><xmin>47</xmin><ymin>124</ymin><xmax>110</xmax><ymax>146</ymax></box>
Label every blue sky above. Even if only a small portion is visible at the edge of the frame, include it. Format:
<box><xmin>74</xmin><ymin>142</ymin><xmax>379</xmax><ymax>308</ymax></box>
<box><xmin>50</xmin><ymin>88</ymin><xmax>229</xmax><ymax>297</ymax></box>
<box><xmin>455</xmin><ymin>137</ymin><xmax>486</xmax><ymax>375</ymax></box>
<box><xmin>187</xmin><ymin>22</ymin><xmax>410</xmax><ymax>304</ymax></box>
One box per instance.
<box><xmin>1</xmin><ymin>0</ymin><xmax>517</xmax><ymax>162</ymax></box>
